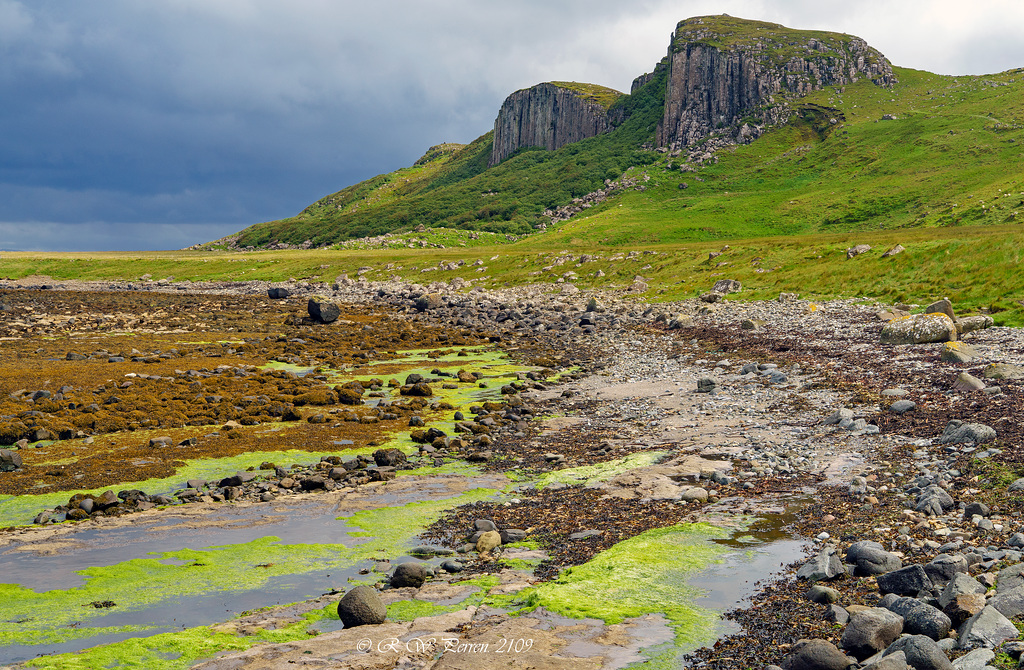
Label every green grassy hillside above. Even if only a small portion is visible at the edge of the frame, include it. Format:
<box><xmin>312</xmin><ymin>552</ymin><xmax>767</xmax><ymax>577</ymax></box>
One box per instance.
<box><xmin>231</xmin><ymin>71</ymin><xmax>666</xmax><ymax>248</ymax></box>
<box><xmin>540</xmin><ymin>66</ymin><xmax>1024</xmax><ymax>248</ymax></box>
<box><xmin>230</xmin><ymin>56</ymin><xmax>1023</xmax><ymax>251</ymax></box>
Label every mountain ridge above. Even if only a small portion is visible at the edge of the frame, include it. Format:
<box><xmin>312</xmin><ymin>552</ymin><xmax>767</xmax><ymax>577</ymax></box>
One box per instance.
<box><xmin>211</xmin><ymin>15</ymin><xmax>1023</xmax><ymax>251</ymax></box>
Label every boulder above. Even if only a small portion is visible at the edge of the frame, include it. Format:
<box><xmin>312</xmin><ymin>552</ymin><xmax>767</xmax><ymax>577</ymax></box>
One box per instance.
<box><xmin>846</xmin><ymin>244</ymin><xmax>872</xmax><ymax>259</ymax></box>
<box><xmin>413</xmin><ymin>293</ymin><xmax>444</xmax><ymax>311</ymax></box>
<box><xmin>854</xmin><ymin>546</ymin><xmax>903</xmax><ymax>576</ymax></box>
<box><xmin>712</xmin><ymin>279</ymin><xmax>742</xmax><ymax>294</ymax></box>
<box><xmin>881</xmin><ymin>313</ymin><xmax>957</xmax><ymax>345</ymax></box>
<box><xmin>841</xmin><ymin>607</ymin><xmax>904</xmax><ymax>660</ymax></box>
<box><xmin>925</xmin><ymin>299</ymin><xmax>956</xmax><ymax>321</ymax></box>
<box><xmin>807</xmin><ymin>584</ymin><xmax>842</xmax><ymax>604</ymax></box>
<box><xmin>307</xmin><ymin>296</ymin><xmax>340</xmax><ymax>323</ymax></box>
<box><xmin>881</xmin><ymin>244</ymin><xmax>905</xmax><ymax>258</ymax></box>
<box><xmin>956</xmin><ymin>316</ymin><xmax>993</xmax><ymax>334</ymax></box>
<box><xmin>937</xmin><ymin>421</ymin><xmax>995</xmax><ymax>446</ymax></box>
<box><xmin>924</xmin><ymin>554</ymin><xmax>969</xmax><ymax>586</ymax></box>
<box><xmin>390</xmin><ymin>562</ymin><xmax>428</xmax><ymax>588</ymax></box>
<box><xmin>372</xmin><ymin>448</ymin><xmax>407</xmax><ymax>467</ymax></box>
<box><xmin>939</xmin><ymin>574</ymin><xmax>987</xmax><ymax>610</ymax></box>
<box><xmin>865</xmin><ymin>651</ymin><xmax>909</xmax><ymax>670</ymax></box>
<box><xmin>337</xmin><ymin>585</ymin><xmax>386</xmax><ymax>628</ymax></box>
<box><xmin>951</xmin><ymin>372</ymin><xmax>985</xmax><ymax>392</ymax></box>
<box><xmin>882</xmin><ymin>635</ymin><xmax>954</xmax><ymax>670</ymax></box>
<box><xmin>957</xmin><ymin>606</ymin><xmax>1018</xmax><ymax>650</ymax></box>
<box><xmin>0</xmin><ymin>448</ymin><xmax>22</xmax><ymax>472</ymax></box>
<box><xmin>476</xmin><ymin>530</ymin><xmax>501</xmax><ymax>553</ymax></box>
<box><xmin>878</xmin><ymin>565</ymin><xmax>933</xmax><ymax>596</ymax></box>
<box><xmin>796</xmin><ymin>547</ymin><xmax>844</xmax><ymax>581</ymax></box>
<box><xmin>781</xmin><ymin>639</ymin><xmax>856</xmax><ymax>670</ymax></box>
<box><xmin>951</xmin><ymin>649</ymin><xmax>994</xmax><ymax>670</ymax></box>
<box><xmin>940</xmin><ymin>342</ymin><xmax>980</xmax><ymax>364</ymax></box>
<box><xmin>981</xmin><ymin>363</ymin><xmax>1024</xmax><ymax>380</ymax></box>
<box><xmin>267</xmin><ymin>287</ymin><xmax>290</xmax><ymax>299</ymax></box>
<box><xmin>915</xmin><ymin>485</ymin><xmax>956</xmax><ymax>516</ymax></box>
<box><xmin>988</xmin><ymin>585</ymin><xmax>1024</xmax><ymax>619</ymax></box>
<box><xmin>995</xmin><ymin>563</ymin><xmax>1024</xmax><ymax>593</ymax></box>
<box><xmin>880</xmin><ymin>595</ymin><xmax>952</xmax><ymax>640</ymax></box>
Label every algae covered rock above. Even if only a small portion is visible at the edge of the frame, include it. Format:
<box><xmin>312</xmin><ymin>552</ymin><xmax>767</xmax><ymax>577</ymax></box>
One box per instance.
<box><xmin>880</xmin><ymin>313</ymin><xmax>956</xmax><ymax>345</ymax></box>
<box><xmin>337</xmin><ymin>585</ymin><xmax>386</xmax><ymax>628</ymax></box>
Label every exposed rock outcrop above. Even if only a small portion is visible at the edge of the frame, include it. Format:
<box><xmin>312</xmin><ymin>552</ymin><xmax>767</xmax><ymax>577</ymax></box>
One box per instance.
<box><xmin>489</xmin><ymin>82</ymin><xmax>624</xmax><ymax>166</ymax></box>
<box><xmin>654</xmin><ymin>15</ymin><xmax>896</xmax><ymax>150</ymax></box>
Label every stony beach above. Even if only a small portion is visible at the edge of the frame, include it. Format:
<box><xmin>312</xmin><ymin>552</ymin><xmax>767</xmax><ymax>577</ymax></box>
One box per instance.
<box><xmin>2</xmin><ymin>275</ymin><xmax>1024</xmax><ymax>669</ymax></box>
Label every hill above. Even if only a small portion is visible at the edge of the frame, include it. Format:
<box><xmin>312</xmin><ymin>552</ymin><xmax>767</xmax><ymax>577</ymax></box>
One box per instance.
<box><xmin>213</xmin><ymin>15</ymin><xmax>1024</xmax><ymax>251</ymax></box>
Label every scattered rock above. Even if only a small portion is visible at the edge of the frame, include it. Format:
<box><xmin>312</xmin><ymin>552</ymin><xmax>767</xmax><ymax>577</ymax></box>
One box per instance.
<box><xmin>841</xmin><ymin>607</ymin><xmax>904</xmax><ymax>660</ymax></box>
<box><xmin>307</xmin><ymin>296</ymin><xmax>340</xmax><ymax>324</ymax></box>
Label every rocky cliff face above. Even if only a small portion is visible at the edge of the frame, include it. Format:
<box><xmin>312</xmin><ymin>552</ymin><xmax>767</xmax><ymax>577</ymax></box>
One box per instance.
<box><xmin>655</xmin><ymin>16</ymin><xmax>896</xmax><ymax>149</ymax></box>
<box><xmin>489</xmin><ymin>82</ymin><xmax>623</xmax><ymax>166</ymax></box>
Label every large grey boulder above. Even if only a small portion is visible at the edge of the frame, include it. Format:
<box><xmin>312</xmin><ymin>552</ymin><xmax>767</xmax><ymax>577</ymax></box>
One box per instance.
<box><xmin>307</xmin><ymin>296</ymin><xmax>341</xmax><ymax>323</ymax></box>
<box><xmin>939</xmin><ymin>574</ymin><xmax>987</xmax><ymax>610</ymax></box>
<box><xmin>988</xmin><ymin>585</ymin><xmax>1024</xmax><ymax>619</ymax></box>
<box><xmin>995</xmin><ymin>563</ymin><xmax>1024</xmax><ymax>593</ymax></box>
<box><xmin>781</xmin><ymin>639</ymin><xmax>856</xmax><ymax>670</ymax></box>
<box><xmin>915</xmin><ymin>485</ymin><xmax>955</xmax><ymax>516</ymax></box>
<box><xmin>854</xmin><ymin>546</ymin><xmax>903</xmax><ymax>576</ymax></box>
<box><xmin>880</xmin><ymin>595</ymin><xmax>951</xmax><ymax>640</ymax></box>
<box><xmin>937</xmin><ymin>420</ymin><xmax>995</xmax><ymax>446</ymax></box>
<box><xmin>924</xmin><ymin>554</ymin><xmax>969</xmax><ymax>587</ymax></box>
<box><xmin>337</xmin><ymin>585</ymin><xmax>386</xmax><ymax>628</ymax></box>
<box><xmin>883</xmin><ymin>635</ymin><xmax>954</xmax><ymax>670</ymax></box>
<box><xmin>797</xmin><ymin>547</ymin><xmax>844</xmax><ymax>581</ymax></box>
<box><xmin>841</xmin><ymin>608</ymin><xmax>904</xmax><ymax>660</ymax></box>
<box><xmin>712</xmin><ymin>279</ymin><xmax>742</xmax><ymax>294</ymax></box>
<box><xmin>957</xmin><ymin>606</ymin><xmax>1018</xmax><ymax>650</ymax></box>
<box><xmin>881</xmin><ymin>313</ymin><xmax>956</xmax><ymax>345</ymax></box>
<box><xmin>878</xmin><ymin>565</ymin><xmax>933</xmax><ymax>596</ymax></box>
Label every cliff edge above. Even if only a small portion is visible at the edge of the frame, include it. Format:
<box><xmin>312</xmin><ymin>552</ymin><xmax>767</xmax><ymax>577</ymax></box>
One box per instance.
<box><xmin>655</xmin><ymin>15</ymin><xmax>896</xmax><ymax>149</ymax></box>
<box><xmin>489</xmin><ymin>82</ymin><xmax>625</xmax><ymax>166</ymax></box>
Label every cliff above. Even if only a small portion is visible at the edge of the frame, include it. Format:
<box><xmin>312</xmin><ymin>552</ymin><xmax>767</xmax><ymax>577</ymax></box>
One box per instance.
<box><xmin>654</xmin><ymin>15</ymin><xmax>896</xmax><ymax>149</ymax></box>
<box><xmin>489</xmin><ymin>82</ymin><xmax>625</xmax><ymax>166</ymax></box>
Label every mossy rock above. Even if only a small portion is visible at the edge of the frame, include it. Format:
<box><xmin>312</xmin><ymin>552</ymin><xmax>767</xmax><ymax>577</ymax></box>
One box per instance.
<box><xmin>0</xmin><ymin>421</ymin><xmax>29</xmax><ymax>445</ymax></box>
<box><xmin>294</xmin><ymin>389</ymin><xmax>337</xmax><ymax>406</ymax></box>
<box><xmin>337</xmin><ymin>388</ymin><xmax>364</xmax><ymax>405</ymax></box>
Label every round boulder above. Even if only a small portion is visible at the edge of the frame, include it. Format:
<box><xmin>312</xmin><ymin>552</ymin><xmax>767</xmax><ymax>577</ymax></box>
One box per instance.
<box><xmin>337</xmin><ymin>585</ymin><xmax>386</xmax><ymax>628</ymax></box>
<box><xmin>390</xmin><ymin>562</ymin><xmax>428</xmax><ymax>588</ymax></box>
<box><xmin>841</xmin><ymin>607</ymin><xmax>904</xmax><ymax>660</ymax></box>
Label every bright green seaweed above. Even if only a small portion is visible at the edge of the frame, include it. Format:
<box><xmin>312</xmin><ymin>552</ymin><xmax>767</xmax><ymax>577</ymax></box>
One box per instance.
<box><xmin>1</xmin><ymin>488</ymin><xmax>500</xmax><ymax>649</ymax></box>
<box><xmin>519</xmin><ymin>524</ymin><xmax>730</xmax><ymax>663</ymax></box>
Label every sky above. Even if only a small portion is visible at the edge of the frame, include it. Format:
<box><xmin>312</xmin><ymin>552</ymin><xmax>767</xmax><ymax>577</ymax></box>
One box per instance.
<box><xmin>2</xmin><ymin>0</ymin><xmax>1023</xmax><ymax>252</ymax></box>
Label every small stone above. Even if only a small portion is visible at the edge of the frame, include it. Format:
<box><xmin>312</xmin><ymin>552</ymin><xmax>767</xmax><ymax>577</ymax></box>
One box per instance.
<box><xmin>890</xmin><ymin>400</ymin><xmax>917</xmax><ymax>415</ymax></box>
<box><xmin>807</xmin><ymin>584</ymin><xmax>841</xmax><ymax>604</ymax></box>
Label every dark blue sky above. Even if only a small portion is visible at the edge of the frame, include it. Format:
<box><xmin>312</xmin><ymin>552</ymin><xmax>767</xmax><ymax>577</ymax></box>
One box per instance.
<box><xmin>2</xmin><ymin>0</ymin><xmax>1022</xmax><ymax>251</ymax></box>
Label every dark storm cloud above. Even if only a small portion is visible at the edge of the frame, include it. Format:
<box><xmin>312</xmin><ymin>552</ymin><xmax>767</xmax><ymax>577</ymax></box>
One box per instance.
<box><xmin>1</xmin><ymin>1</ymin><xmax>1022</xmax><ymax>251</ymax></box>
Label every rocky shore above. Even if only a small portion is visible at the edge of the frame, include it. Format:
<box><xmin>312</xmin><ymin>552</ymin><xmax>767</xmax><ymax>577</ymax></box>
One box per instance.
<box><xmin>2</xmin><ymin>275</ymin><xmax>1024</xmax><ymax>669</ymax></box>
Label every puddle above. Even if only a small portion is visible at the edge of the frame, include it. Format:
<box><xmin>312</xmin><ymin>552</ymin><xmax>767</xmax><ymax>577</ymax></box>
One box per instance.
<box><xmin>0</xmin><ymin>476</ymin><xmax>505</xmax><ymax>664</ymax></box>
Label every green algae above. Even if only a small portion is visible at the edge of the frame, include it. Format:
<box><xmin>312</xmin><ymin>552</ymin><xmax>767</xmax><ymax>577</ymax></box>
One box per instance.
<box><xmin>341</xmin><ymin>487</ymin><xmax>500</xmax><ymax>560</ymax></box>
<box><xmin>0</xmin><ymin>448</ymin><xmax>346</xmax><ymax>526</ymax></box>
<box><xmin>517</xmin><ymin>524</ymin><xmax>729</xmax><ymax>662</ymax></box>
<box><xmin>3</xmin><ymin>488</ymin><xmax>502</xmax><ymax>649</ymax></box>
<box><xmin>532</xmin><ymin>451</ymin><xmax>667</xmax><ymax>488</ymax></box>
<box><xmin>22</xmin><ymin>604</ymin><xmax>336</xmax><ymax>670</ymax></box>
<box><xmin>387</xmin><ymin>575</ymin><xmax>501</xmax><ymax>621</ymax></box>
